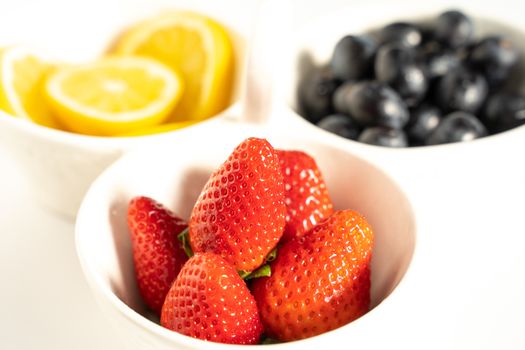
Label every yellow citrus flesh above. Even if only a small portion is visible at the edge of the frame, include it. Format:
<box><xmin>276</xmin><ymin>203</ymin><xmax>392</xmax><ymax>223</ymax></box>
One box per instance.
<box><xmin>44</xmin><ymin>56</ymin><xmax>183</xmax><ymax>136</ymax></box>
<box><xmin>112</xmin><ymin>11</ymin><xmax>235</xmax><ymax>122</ymax></box>
<box><xmin>0</xmin><ymin>46</ymin><xmax>61</xmax><ymax>129</ymax></box>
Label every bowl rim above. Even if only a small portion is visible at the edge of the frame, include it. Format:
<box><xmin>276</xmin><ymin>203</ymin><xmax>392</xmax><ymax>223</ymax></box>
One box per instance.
<box><xmin>282</xmin><ymin>106</ymin><xmax>525</xmax><ymax>153</ymax></box>
<box><xmin>0</xmin><ymin>103</ymin><xmax>241</xmax><ymax>150</ymax></box>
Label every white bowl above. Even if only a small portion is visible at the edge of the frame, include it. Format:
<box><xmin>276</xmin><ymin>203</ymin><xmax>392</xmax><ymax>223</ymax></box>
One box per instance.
<box><xmin>278</xmin><ymin>0</ymin><xmax>525</xmax><ymax>145</ymax></box>
<box><xmin>0</xmin><ymin>0</ymin><xmax>252</xmax><ymax>218</ymax></box>
<box><xmin>75</xmin><ymin>119</ymin><xmax>415</xmax><ymax>349</ymax></box>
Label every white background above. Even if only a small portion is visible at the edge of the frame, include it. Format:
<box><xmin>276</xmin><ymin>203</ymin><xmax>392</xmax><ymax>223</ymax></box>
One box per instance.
<box><xmin>0</xmin><ymin>146</ymin><xmax>126</xmax><ymax>349</ymax></box>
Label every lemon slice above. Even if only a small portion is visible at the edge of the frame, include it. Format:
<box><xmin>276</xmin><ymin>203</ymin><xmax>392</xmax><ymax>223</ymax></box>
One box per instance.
<box><xmin>44</xmin><ymin>56</ymin><xmax>183</xmax><ymax>136</ymax></box>
<box><xmin>0</xmin><ymin>46</ymin><xmax>61</xmax><ymax>129</ymax></box>
<box><xmin>117</xmin><ymin>120</ymin><xmax>198</xmax><ymax>137</ymax></box>
<box><xmin>112</xmin><ymin>11</ymin><xmax>235</xmax><ymax>122</ymax></box>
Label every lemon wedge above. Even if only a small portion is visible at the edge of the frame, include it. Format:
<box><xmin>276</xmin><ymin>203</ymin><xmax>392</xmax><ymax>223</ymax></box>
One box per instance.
<box><xmin>112</xmin><ymin>11</ymin><xmax>235</xmax><ymax>122</ymax></box>
<box><xmin>0</xmin><ymin>46</ymin><xmax>61</xmax><ymax>129</ymax></box>
<box><xmin>44</xmin><ymin>56</ymin><xmax>183</xmax><ymax>136</ymax></box>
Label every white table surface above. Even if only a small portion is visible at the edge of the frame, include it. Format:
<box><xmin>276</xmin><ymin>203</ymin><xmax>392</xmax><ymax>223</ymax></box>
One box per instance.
<box><xmin>0</xmin><ymin>147</ymin><xmax>129</xmax><ymax>350</ymax></box>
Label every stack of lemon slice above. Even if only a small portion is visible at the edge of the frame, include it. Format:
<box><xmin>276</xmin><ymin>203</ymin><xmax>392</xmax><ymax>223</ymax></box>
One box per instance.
<box><xmin>0</xmin><ymin>11</ymin><xmax>235</xmax><ymax>137</ymax></box>
<box><xmin>0</xmin><ymin>47</ymin><xmax>60</xmax><ymax>129</ymax></box>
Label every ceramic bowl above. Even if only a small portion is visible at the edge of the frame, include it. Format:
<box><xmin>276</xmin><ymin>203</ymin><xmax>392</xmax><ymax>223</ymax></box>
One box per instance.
<box><xmin>75</xmin><ymin>120</ymin><xmax>416</xmax><ymax>349</ymax></box>
<box><xmin>278</xmin><ymin>0</ymin><xmax>525</xmax><ymax>149</ymax></box>
<box><xmin>0</xmin><ymin>0</ymin><xmax>251</xmax><ymax>218</ymax></box>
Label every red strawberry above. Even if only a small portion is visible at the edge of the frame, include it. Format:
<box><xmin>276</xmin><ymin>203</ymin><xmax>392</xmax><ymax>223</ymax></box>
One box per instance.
<box><xmin>127</xmin><ymin>196</ymin><xmax>188</xmax><ymax>315</ymax></box>
<box><xmin>160</xmin><ymin>252</ymin><xmax>263</xmax><ymax>344</ymax></box>
<box><xmin>251</xmin><ymin>210</ymin><xmax>374</xmax><ymax>341</ymax></box>
<box><xmin>189</xmin><ymin>137</ymin><xmax>286</xmax><ymax>272</ymax></box>
<box><xmin>277</xmin><ymin>149</ymin><xmax>333</xmax><ymax>241</ymax></box>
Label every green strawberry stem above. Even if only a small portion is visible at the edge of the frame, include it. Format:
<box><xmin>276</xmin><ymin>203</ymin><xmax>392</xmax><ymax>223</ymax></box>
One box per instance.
<box><xmin>178</xmin><ymin>229</ymin><xmax>279</xmax><ymax>281</ymax></box>
<box><xmin>177</xmin><ymin>228</ymin><xmax>194</xmax><ymax>258</ymax></box>
<box><xmin>265</xmin><ymin>246</ymin><xmax>278</xmax><ymax>262</ymax></box>
<box><xmin>238</xmin><ymin>245</ymin><xmax>280</xmax><ymax>280</ymax></box>
<box><xmin>238</xmin><ymin>264</ymin><xmax>271</xmax><ymax>280</ymax></box>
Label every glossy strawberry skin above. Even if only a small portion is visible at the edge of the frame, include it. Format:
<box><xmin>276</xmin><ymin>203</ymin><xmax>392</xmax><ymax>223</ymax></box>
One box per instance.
<box><xmin>189</xmin><ymin>137</ymin><xmax>286</xmax><ymax>272</ymax></box>
<box><xmin>277</xmin><ymin>149</ymin><xmax>334</xmax><ymax>241</ymax></box>
<box><xmin>251</xmin><ymin>210</ymin><xmax>374</xmax><ymax>341</ymax></box>
<box><xmin>127</xmin><ymin>196</ymin><xmax>188</xmax><ymax>315</ymax></box>
<box><xmin>160</xmin><ymin>252</ymin><xmax>263</xmax><ymax>344</ymax></box>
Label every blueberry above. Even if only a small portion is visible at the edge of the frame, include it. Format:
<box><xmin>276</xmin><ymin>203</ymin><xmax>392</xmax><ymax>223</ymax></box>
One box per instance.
<box><xmin>379</xmin><ymin>22</ymin><xmax>423</xmax><ymax>48</ymax></box>
<box><xmin>347</xmin><ymin>81</ymin><xmax>410</xmax><ymax>129</ymax></box>
<box><xmin>483</xmin><ymin>93</ymin><xmax>525</xmax><ymax>133</ymax></box>
<box><xmin>358</xmin><ymin>127</ymin><xmax>408</xmax><ymax>147</ymax></box>
<box><xmin>426</xmin><ymin>111</ymin><xmax>487</xmax><ymax>145</ymax></box>
<box><xmin>330</xmin><ymin>35</ymin><xmax>377</xmax><ymax>81</ymax></box>
<box><xmin>407</xmin><ymin>104</ymin><xmax>442</xmax><ymax>142</ymax></box>
<box><xmin>434</xmin><ymin>67</ymin><xmax>488</xmax><ymax>113</ymax></box>
<box><xmin>419</xmin><ymin>41</ymin><xmax>462</xmax><ymax>79</ymax></box>
<box><xmin>332</xmin><ymin>81</ymin><xmax>357</xmax><ymax>115</ymax></box>
<box><xmin>375</xmin><ymin>43</ymin><xmax>428</xmax><ymax>107</ymax></box>
<box><xmin>419</xmin><ymin>24</ymin><xmax>437</xmax><ymax>45</ymax></box>
<box><xmin>469</xmin><ymin>36</ymin><xmax>520</xmax><ymax>87</ymax></box>
<box><xmin>435</xmin><ymin>10</ymin><xmax>474</xmax><ymax>49</ymax></box>
<box><xmin>316</xmin><ymin>114</ymin><xmax>361</xmax><ymax>140</ymax></box>
<box><xmin>297</xmin><ymin>67</ymin><xmax>340</xmax><ymax>123</ymax></box>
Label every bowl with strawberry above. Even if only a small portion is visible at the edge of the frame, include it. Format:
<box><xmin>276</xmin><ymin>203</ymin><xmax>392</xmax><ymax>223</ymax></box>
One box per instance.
<box><xmin>75</xmin><ymin>120</ymin><xmax>415</xmax><ymax>348</ymax></box>
<box><xmin>0</xmin><ymin>0</ymin><xmax>250</xmax><ymax>218</ymax></box>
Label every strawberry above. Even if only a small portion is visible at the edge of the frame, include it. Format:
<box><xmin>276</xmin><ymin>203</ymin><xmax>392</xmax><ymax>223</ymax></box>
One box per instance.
<box><xmin>189</xmin><ymin>137</ymin><xmax>286</xmax><ymax>272</ymax></box>
<box><xmin>160</xmin><ymin>252</ymin><xmax>263</xmax><ymax>344</ymax></box>
<box><xmin>127</xmin><ymin>196</ymin><xmax>188</xmax><ymax>315</ymax></box>
<box><xmin>251</xmin><ymin>210</ymin><xmax>374</xmax><ymax>342</ymax></box>
<box><xmin>277</xmin><ymin>149</ymin><xmax>333</xmax><ymax>241</ymax></box>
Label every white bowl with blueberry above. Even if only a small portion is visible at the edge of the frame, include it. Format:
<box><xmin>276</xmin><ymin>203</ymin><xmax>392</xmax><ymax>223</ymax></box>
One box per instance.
<box><xmin>289</xmin><ymin>2</ymin><xmax>525</xmax><ymax>147</ymax></box>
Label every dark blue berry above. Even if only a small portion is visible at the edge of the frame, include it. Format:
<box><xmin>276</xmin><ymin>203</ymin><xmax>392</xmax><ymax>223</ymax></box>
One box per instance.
<box><xmin>407</xmin><ymin>104</ymin><xmax>442</xmax><ymax>142</ymax></box>
<box><xmin>379</xmin><ymin>22</ymin><xmax>422</xmax><ymax>48</ymax></box>
<box><xmin>358</xmin><ymin>127</ymin><xmax>408</xmax><ymax>147</ymax></box>
<box><xmin>332</xmin><ymin>81</ymin><xmax>357</xmax><ymax>115</ymax></box>
<box><xmin>375</xmin><ymin>43</ymin><xmax>428</xmax><ymax>107</ymax></box>
<box><xmin>330</xmin><ymin>35</ymin><xmax>377</xmax><ymax>81</ymax></box>
<box><xmin>347</xmin><ymin>81</ymin><xmax>409</xmax><ymax>129</ymax></box>
<box><xmin>419</xmin><ymin>41</ymin><xmax>462</xmax><ymax>79</ymax></box>
<box><xmin>469</xmin><ymin>36</ymin><xmax>520</xmax><ymax>87</ymax></box>
<box><xmin>297</xmin><ymin>67</ymin><xmax>340</xmax><ymax>123</ymax></box>
<box><xmin>435</xmin><ymin>10</ymin><xmax>473</xmax><ymax>49</ymax></box>
<box><xmin>483</xmin><ymin>93</ymin><xmax>525</xmax><ymax>133</ymax></box>
<box><xmin>434</xmin><ymin>67</ymin><xmax>488</xmax><ymax>114</ymax></box>
<box><xmin>316</xmin><ymin>114</ymin><xmax>361</xmax><ymax>140</ymax></box>
<box><xmin>426</xmin><ymin>111</ymin><xmax>487</xmax><ymax>145</ymax></box>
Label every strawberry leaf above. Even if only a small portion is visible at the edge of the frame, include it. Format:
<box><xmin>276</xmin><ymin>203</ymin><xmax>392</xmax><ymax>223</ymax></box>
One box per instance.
<box><xmin>238</xmin><ymin>270</ymin><xmax>252</xmax><ymax>279</ymax></box>
<box><xmin>239</xmin><ymin>264</ymin><xmax>271</xmax><ymax>280</ymax></box>
<box><xmin>238</xmin><ymin>245</ymin><xmax>280</xmax><ymax>280</ymax></box>
<box><xmin>238</xmin><ymin>246</ymin><xmax>279</xmax><ymax>280</ymax></box>
<box><xmin>265</xmin><ymin>246</ymin><xmax>278</xmax><ymax>262</ymax></box>
<box><xmin>177</xmin><ymin>227</ymin><xmax>194</xmax><ymax>258</ymax></box>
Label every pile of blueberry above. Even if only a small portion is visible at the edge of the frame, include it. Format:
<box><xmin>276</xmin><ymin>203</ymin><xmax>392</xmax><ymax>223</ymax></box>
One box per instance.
<box><xmin>297</xmin><ymin>10</ymin><xmax>525</xmax><ymax>147</ymax></box>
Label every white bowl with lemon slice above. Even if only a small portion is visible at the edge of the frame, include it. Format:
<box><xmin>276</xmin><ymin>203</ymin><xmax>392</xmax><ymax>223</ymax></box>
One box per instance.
<box><xmin>0</xmin><ymin>0</ymin><xmax>252</xmax><ymax>218</ymax></box>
